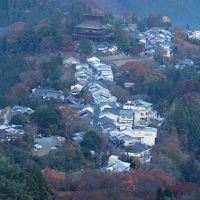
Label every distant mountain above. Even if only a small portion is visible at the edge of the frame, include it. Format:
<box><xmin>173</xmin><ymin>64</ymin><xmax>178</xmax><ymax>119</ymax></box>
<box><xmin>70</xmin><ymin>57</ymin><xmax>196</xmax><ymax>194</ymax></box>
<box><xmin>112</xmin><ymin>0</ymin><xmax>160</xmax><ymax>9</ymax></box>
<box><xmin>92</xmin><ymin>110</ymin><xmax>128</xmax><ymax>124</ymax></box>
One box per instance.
<box><xmin>99</xmin><ymin>0</ymin><xmax>200</xmax><ymax>28</ymax></box>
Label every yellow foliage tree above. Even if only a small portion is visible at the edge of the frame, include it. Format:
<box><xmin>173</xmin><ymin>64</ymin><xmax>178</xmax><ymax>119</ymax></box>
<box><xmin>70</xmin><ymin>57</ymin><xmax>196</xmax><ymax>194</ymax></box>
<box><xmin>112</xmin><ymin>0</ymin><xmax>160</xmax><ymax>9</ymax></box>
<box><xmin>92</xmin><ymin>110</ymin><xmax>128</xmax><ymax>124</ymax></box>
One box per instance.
<box><xmin>162</xmin><ymin>16</ymin><xmax>170</xmax><ymax>23</ymax></box>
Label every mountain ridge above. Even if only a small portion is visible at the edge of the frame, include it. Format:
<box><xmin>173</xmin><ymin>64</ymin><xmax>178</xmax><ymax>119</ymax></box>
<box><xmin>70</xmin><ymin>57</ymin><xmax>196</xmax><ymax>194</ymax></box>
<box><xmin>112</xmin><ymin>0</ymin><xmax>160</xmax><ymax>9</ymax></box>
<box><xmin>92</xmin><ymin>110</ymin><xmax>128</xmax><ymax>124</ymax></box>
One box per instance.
<box><xmin>98</xmin><ymin>0</ymin><xmax>200</xmax><ymax>28</ymax></box>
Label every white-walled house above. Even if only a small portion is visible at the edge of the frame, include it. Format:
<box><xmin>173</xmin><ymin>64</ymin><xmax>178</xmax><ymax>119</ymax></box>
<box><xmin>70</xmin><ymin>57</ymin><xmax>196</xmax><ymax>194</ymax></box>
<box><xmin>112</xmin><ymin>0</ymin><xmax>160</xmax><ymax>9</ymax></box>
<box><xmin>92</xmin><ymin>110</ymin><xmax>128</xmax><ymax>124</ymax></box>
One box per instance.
<box><xmin>123</xmin><ymin>100</ymin><xmax>152</xmax><ymax>111</ymax></box>
<box><xmin>87</xmin><ymin>56</ymin><xmax>101</xmax><ymax>66</ymax></box>
<box><xmin>161</xmin><ymin>44</ymin><xmax>172</xmax><ymax>58</ymax></box>
<box><xmin>133</xmin><ymin>127</ymin><xmax>157</xmax><ymax>146</ymax></box>
<box><xmin>118</xmin><ymin>109</ymin><xmax>134</xmax><ymax>127</ymax></box>
<box><xmin>75</xmin><ymin>63</ymin><xmax>89</xmax><ymax>71</ymax></box>
<box><xmin>188</xmin><ymin>30</ymin><xmax>200</xmax><ymax>40</ymax></box>
<box><xmin>120</xmin><ymin>127</ymin><xmax>157</xmax><ymax>146</ymax></box>
<box><xmin>71</xmin><ymin>83</ymin><xmax>84</xmax><ymax>95</ymax></box>
<box><xmin>96</xmin><ymin>64</ymin><xmax>114</xmax><ymax>81</ymax></box>
<box><xmin>63</xmin><ymin>56</ymin><xmax>80</xmax><ymax>67</ymax></box>
<box><xmin>123</xmin><ymin>100</ymin><xmax>154</xmax><ymax>126</ymax></box>
<box><xmin>92</xmin><ymin>87</ymin><xmax>112</xmax><ymax>99</ymax></box>
<box><xmin>105</xmin><ymin>155</ymin><xmax>130</xmax><ymax>172</ymax></box>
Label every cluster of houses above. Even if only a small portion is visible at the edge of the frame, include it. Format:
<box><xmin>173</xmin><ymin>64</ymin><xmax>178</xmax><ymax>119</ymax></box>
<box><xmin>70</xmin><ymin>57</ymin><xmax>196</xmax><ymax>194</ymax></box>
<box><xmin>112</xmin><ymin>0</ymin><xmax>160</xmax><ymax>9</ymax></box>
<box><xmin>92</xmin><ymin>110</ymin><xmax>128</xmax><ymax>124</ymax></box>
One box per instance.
<box><xmin>175</xmin><ymin>58</ymin><xmax>194</xmax><ymax>69</ymax></box>
<box><xmin>68</xmin><ymin>55</ymin><xmax>164</xmax><ymax>172</ymax></box>
<box><xmin>187</xmin><ymin>30</ymin><xmax>200</xmax><ymax>41</ymax></box>
<box><xmin>0</xmin><ymin>124</ymin><xmax>24</xmax><ymax>142</ymax></box>
<box><xmin>138</xmin><ymin>27</ymin><xmax>174</xmax><ymax>58</ymax></box>
<box><xmin>0</xmin><ymin>105</ymin><xmax>35</xmax><ymax>142</ymax></box>
<box><xmin>70</xmin><ymin>56</ymin><xmax>114</xmax><ymax>96</ymax></box>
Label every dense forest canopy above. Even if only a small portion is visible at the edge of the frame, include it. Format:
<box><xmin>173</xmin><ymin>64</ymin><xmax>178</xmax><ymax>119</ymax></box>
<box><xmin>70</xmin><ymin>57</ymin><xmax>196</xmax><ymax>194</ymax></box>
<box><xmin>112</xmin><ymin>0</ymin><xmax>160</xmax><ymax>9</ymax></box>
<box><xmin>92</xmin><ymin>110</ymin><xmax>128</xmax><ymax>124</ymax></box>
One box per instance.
<box><xmin>0</xmin><ymin>0</ymin><xmax>200</xmax><ymax>200</ymax></box>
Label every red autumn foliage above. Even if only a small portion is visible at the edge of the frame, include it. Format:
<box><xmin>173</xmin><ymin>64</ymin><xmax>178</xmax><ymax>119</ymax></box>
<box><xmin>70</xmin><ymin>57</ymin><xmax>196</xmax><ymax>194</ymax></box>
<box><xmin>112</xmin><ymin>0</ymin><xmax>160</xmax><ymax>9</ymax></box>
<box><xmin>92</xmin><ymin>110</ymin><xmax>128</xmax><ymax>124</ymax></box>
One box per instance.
<box><xmin>173</xmin><ymin>80</ymin><xmax>200</xmax><ymax>97</ymax></box>
<box><xmin>172</xmin><ymin>182</ymin><xmax>198</xmax><ymax>197</ymax></box>
<box><xmin>19</xmin><ymin>69</ymin><xmax>43</xmax><ymax>87</ymax></box>
<box><xmin>123</xmin><ymin>61</ymin><xmax>148</xmax><ymax>81</ymax></box>
<box><xmin>61</xmin><ymin>35</ymin><xmax>75</xmax><ymax>52</ymax></box>
<box><xmin>146</xmin><ymin>15</ymin><xmax>161</xmax><ymax>27</ymax></box>
<box><xmin>59</xmin><ymin>105</ymin><xmax>89</xmax><ymax>134</ymax></box>
<box><xmin>133</xmin><ymin>168</ymin><xmax>177</xmax><ymax>200</ymax></box>
<box><xmin>131</xmin><ymin>44</ymin><xmax>145</xmax><ymax>55</ymax></box>
<box><xmin>183</xmin><ymin>92</ymin><xmax>200</xmax><ymax>108</ymax></box>
<box><xmin>151</xmin><ymin>144</ymin><xmax>160</xmax><ymax>156</ymax></box>
<box><xmin>9</xmin><ymin>21</ymin><xmax>26</xmax><ymax>33</ymax></box>
<box><xmin>54</xmin><ymin>170</ymin><xmax>136</xmax><ymax>200</ymax></box>
<box><xmin>43</xmin><ymin>168</ymin><xmax>65</xmax><ymax>183</ymax></box>
<box><xmin>6</xmin><ymin>83</ymin><xmax>30</xmax><ymax>100</ymax></box>
<box><xmin>34</xmin><ymin>18</ymin><xmax>48</xmax><ymax>31</ymax></box>
<box><xmin>43</xmin><ymin>167</ymin><xmax>200</xmax><ymax>200</ymax></box>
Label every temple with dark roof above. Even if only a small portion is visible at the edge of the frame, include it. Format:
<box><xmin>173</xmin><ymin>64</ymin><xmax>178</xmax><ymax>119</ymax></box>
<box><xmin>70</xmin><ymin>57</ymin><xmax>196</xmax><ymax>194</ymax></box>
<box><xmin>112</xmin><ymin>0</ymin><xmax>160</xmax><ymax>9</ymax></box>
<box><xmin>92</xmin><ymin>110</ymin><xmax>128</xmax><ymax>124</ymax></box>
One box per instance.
<box><xmin>73</xmin><ymin>13</ymin><xmax>113</xmax><ymax>41</ymax></box>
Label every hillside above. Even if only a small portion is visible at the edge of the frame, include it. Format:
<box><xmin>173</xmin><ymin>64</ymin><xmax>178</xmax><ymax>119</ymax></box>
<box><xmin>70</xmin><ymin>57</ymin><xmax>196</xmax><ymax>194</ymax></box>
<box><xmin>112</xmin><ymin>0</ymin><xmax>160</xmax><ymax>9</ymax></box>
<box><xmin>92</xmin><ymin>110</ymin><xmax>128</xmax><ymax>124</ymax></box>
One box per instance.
<box><xmin>99</xmin><ymin>0</ymin><xmax>200</xmax><ymax>28</ymax></box>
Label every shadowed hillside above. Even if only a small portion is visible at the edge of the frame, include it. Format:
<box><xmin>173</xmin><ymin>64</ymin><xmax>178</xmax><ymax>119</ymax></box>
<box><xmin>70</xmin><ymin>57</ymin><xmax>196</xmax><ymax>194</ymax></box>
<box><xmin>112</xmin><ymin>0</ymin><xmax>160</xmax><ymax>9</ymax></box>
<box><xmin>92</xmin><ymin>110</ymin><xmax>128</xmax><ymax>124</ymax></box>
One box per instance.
<box><xmin>99</xmin><ymin>0</ymin><xmax>200</xmax><ymax>28</ymax></box>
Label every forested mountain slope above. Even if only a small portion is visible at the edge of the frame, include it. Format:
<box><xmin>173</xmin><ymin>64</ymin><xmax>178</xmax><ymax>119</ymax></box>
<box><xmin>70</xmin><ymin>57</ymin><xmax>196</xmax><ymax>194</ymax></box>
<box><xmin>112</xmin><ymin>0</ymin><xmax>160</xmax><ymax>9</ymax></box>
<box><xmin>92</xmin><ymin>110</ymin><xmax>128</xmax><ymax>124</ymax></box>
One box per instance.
<box><xmin>99</xmin><ymin>0</ymin><xmax>200</xmax><ymax>27</ymax></box>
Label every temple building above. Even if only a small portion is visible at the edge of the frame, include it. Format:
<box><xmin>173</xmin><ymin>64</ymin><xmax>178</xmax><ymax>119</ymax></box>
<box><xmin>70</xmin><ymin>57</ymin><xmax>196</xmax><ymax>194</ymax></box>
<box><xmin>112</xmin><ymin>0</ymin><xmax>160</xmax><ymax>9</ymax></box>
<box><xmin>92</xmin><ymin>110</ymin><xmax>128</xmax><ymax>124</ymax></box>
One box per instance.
<box><xmin>73</xmin><ymin>13</ymin><xmax>113</xmax><ymax>41</ymax></box>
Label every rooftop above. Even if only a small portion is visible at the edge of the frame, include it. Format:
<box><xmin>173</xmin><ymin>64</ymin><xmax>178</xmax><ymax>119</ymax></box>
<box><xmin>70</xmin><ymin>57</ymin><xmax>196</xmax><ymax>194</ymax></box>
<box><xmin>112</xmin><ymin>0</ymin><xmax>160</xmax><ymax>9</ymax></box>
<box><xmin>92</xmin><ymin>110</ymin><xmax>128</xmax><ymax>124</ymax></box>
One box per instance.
<box><xmin>119</xmin><ymin>109</ymin><xmax>133</xmax><ymax>117</ymax></box>
<box><xmin>126</xmin><ymin>142</ymin><xmax>150</xmax><ymax>153</ymax></box>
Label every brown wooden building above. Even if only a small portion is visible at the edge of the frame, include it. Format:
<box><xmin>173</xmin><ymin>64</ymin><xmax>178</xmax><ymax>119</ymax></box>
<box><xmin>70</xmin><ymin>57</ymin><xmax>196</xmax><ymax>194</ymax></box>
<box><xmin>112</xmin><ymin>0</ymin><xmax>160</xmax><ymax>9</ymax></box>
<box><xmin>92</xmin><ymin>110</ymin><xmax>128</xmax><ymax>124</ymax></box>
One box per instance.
<box><xmin>73</xmin><ymin>14</ymin><xmax>113</xmax><ymax>41</ymax></box>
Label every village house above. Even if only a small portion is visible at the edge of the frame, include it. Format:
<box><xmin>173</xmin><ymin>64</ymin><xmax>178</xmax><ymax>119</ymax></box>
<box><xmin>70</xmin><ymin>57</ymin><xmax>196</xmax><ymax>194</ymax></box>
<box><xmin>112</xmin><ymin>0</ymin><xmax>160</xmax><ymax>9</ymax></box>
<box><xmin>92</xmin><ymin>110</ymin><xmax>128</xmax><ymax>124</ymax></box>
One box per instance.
<box><xmin>119</xmin><ymin>127</ymin><xmax>157</xmax><ymax>146</ymax></box>
<box><xmin>105</xmin><ymin>128</ymin><xmax>121</xmax><ymax>139</ymax></box>
<box><xmin>32</xmin><ymin>87</ymin><xmax>65</xmax><ymax>101</ymax></box>
<box><xmin>63</xmin><ymin>56</ymin><xmax>80</xmax><ymax>67</ymax></box>
<box><xmin>161</xmin><ymin>44</ymin><xmax>172</xmax><ymax>58</ymax></box>
<box><xmin>91</xmin><ymin>87</ymin><xmax>112</xmax><ymax>99</ymax></box>
<box><xmin>75</xmin><ymin>68</ymin><xmax>93</xmax><ymax>83</ymax></box>
<box><xmin>118</xmin><ymin>109</ymin><xmax>134</xmax><ymax>127</ymax></box>
<box><xmin>79</xmin><ymin>104</ymin><xmax>95</xmax><ymax>125</ymax></box>
<box><xmin>98</xmin><ymin>68</ymin><xmax>114</xmax><ymax>82</ymax></box>
<box><xmin>11</xmin><ymin>105</ymin><xmax>34</xmax><ymax>115</ymax></box>
<box><xmin>97</xmin><ymin>43</ymin><xmax>109</xmax><ymax>52</ymax></box>
<box><xmin>93</xmin><ymin>95</ymin><xmax>117</xmax><ymax>106</ymax></box>
<box><xmin>87</xmin><ymin>56</ymin><xmax>101</xmax><ymax>66</ymax></box>
<box><xmin>108</xmin><ymin>45</ymin><xmax>118</xmax><ymax>54</ymax></box>
<box><xmin>99</xmin><ymin>108</ymin><xmax>119</xmax><ymax>122</ymax></box>
<box><xmin>123</xmin><ymin>100</ymin><xmax>155</xmax><ymax>126</ymax></box>
<box><xmin>81</xmin><ymin>104</ymin><xmax>95</xmax><ymax>114</ymax></box>
<box><xmin>104</xmin><ymin>155</ymin><xmax>131</xmax><ymax>172</ymax></box>
<box><xmin>99</xmin><ymin>117</ymin><xmax>117</xmax><ymax>133</ymax></box>
<box><xmin>124</xmin><ymin>82</ymin><xmax>135</xmax><ymax>88</ymax></box>
<box><xmin>0</xmin><ymin>124</ymin><xmax>25</xmax><ymax>141</ymax></box>
<box><xmin>122</xmin><ymin>135</ymin><xmax>143</xmax><ymax>147</ymax></box>
<box><xmin>71</xmin><ymin>131</ymin><xmax>86</xmax><ymax>144</ymax></box>
<box><xmin>80</xmin><ymin>112</ymin><xmax>94</xmax><ymax>126</ymax></box>
<box><xmin>99</xmin><ymin>102</ymin><xmax>119</xmax><ymax>112</ymax></box>
<box><xmin>75</xmin><ymin>63</ymin><xmax>90</xmax><ymax>71</ymax></box>
<box><xmin>188</xmin><ymin>30</ymin><xmax>200</xmax><ymax>40</ymax></box>
<box><xmin>133</xmin><ymin>127</ymin><xmax>157</xmax><ymax>146</ymax></box>
<box><xmin>175</xmin><ymin>58</ymin><xmax>194</xmax><ymax>69</ymax></box>
<box><xmin>71</xmin><ymin>83</ymin><xmax>84</xmax><ymax>96</ymax></box>
<box><xmin>125</xmin><ymin>142</ymin><xmax>151</xmax><ymax>164</ymax></box>
<box><xmin>73</xmin><ymin>13</ymin><xmax>113</xmax><ymax>41</ymax></box>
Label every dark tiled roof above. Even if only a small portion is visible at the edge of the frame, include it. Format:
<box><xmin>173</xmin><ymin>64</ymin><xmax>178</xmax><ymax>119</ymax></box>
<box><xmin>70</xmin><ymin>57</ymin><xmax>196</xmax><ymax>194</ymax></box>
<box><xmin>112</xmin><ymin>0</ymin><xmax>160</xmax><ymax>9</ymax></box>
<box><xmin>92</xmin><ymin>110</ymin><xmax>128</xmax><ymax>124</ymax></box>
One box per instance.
<box><xmin>126</xmin><ymin>143</ymin><xmax>150</xmax><ymax>153</ymax></box>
